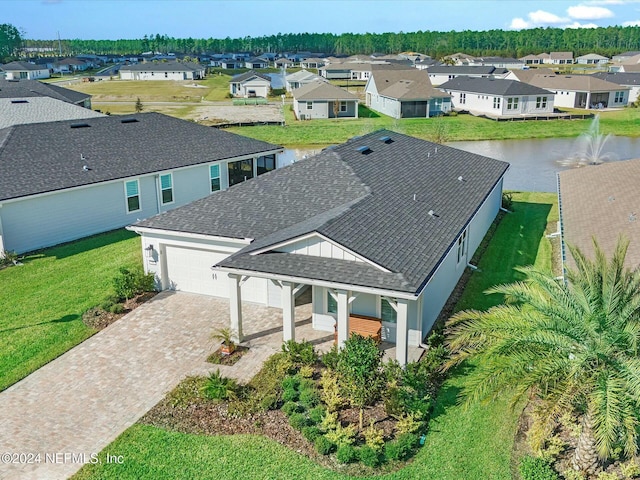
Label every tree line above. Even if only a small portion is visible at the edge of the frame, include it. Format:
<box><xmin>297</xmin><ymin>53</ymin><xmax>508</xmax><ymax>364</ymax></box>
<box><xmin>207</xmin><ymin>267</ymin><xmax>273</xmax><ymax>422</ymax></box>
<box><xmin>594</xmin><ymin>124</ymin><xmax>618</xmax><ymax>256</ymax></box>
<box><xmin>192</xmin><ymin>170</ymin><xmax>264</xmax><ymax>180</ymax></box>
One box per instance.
<box><xmin>8</xmin><ymin>25</ymin><xmax>640</xmax><ymax>59</ymax></box>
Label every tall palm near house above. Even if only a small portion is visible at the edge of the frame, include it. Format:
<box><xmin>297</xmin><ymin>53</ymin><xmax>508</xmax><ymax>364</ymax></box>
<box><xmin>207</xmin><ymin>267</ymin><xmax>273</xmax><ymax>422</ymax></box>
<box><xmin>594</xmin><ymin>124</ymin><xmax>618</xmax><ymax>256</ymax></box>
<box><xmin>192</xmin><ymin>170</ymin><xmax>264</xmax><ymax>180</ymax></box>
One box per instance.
<box><xmin>446</xmin><ymin>238</ymin><xmax>640</xmax><ymax>475</ymax></box>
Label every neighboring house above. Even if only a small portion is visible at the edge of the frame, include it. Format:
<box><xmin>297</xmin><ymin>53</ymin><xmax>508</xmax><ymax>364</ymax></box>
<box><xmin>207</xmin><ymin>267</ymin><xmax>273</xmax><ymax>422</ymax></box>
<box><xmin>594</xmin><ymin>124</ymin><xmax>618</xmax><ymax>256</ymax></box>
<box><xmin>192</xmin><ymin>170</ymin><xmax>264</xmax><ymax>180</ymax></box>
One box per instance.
<box><xmin>53</xmin><ymin>57</ymin><xmax>91</xmax><ymax>74</ymax></box>
<box><xmin>543</xmin><ymin>52</ymin><xmax>574</xmax><ymax>65</ymax></box>
<box><xmin>504</xmin><ymin>68</ymin><xmax>555</xmax><ymax>83</ymax></box>
<box><xmin>285</xmin><ymin>69</ymin><xmax>326</xmax><ymax>92</ymax></box>
<box><xmin>119</xmin><ymin>62</ymin><xmax>205</xmax><ymax>80</ymax></box>
<box><xmin>0</xmin><ymin>112</ymin><xmax>282</xmax><ymax>254</ymax></box>
<box><xmin>0</xmin><ymin>61</ymin><xmax>50</xmax><ymax>80</ymax></box>
<box><xmin>425</xmin><ymin>66</ymin><xmax>509</xmax><ymax>86</ymax></box>
<box><xmin>468</xmin><ymin>57</ymin><xmax>525</xmax><ymax>69</ymax></box>
<box><xmin>608</xmin><ymin>54</ymin><xmax>640</xmax><ymax>72</ymax></box>
<box><xmin>576</xmin><ymin>53</ymin><xmax>609</xmax><ymax>65</ymax></box>
<box><xmin>558</xmin><ymin>159</ymin><xmax>640</xmax><ymax>271</ymax></box>
<box><xmin>527</xmin><ymin>74</ymin><xmax>629</xmax><ymax>109</ymax></box>
<box><xmin>414</xmin><ymin>57</ymin><xmax>441</xmax><ymax>70</ymax></box>
<box><xmin>130</xmin><ymin>129</ymin><xmax>509</xmax><ymax>366</ymax></box>
<box><xmin>590</xmin><ymin>72</ymin><xmax>640</xmax><ymax>103</ymax></box>
<box><xmin>275</xmin><ymin>58</ymin><xmax>296</xmax><ymax>68</ymax></box>
<box><xmin>519</xmin><ymin>54</ymin><xmax>546</xmax><ymax>65</ymax></box>
<box><xmin>365</xmin><ymin>69</ymin><xmax>451</xmax><ymax>118</ymax></box>
<box><xmin>299</xmin><ymin>58</ymin><xmax>326</xmax><ymax>69</ymax></box>
<box><xmin>0</xmin><ymin>78</ymin><xmax>93</xmax><ymax>108</ymax></box>
<box><xmin>440</xmin><ymin>77</ymin><xmax>555</xmax><ymax>117</ymax></box>
<box><xmin>245</xmin><ymin>57</ymin><xmax>269</xmax><ymax>69</ymax></box>
<box><xmin>0</xmin><ymin>97</ymin><xmax>104</xmax><ymax>129</ymax></box>
<box><xmin>229</xmin><ymin>70</ymin><xmax>271</xmax><ymax>97</ymax></box>
<box><xmin>292</xmin><ymin>81</ymin><xmax>358</xmax><ymax>119</ymax></box>
<box><xmin>319</xmin><ymin>62</ymin><xmax>409</xmax><ymax>80</ymax></box>
<box><xmin>221</xmin><ymin>59</ymin><xmax>244</xmax><ymax>69</ymax></box>
<box><xmin>611</xmin><ymin>51</ymin><xmax>640</xmax><ymax>63</ymax></box>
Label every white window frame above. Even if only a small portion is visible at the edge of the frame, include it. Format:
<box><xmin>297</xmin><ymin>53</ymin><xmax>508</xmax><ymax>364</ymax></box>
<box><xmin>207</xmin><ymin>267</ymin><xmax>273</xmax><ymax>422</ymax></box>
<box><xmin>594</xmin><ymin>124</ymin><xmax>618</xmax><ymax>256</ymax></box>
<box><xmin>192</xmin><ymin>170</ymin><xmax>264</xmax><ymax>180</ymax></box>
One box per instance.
<box><xmin>306</xmin><ymin>101</ymin><xmax>313</xmax><ymax>110</ymax></box>
<box><xmin>380</xmin><ymin>297</ymin><xmax>397</xmax><ymax>324</ymax></box>
<box><xmin>339</xmin><ymin>101</ymin><xmax>347</xmax><ymax>112</ymax></box>
<box><xmin>507</xmin><ymin>97</ymin><xmax>519</xmax><ymax>110</ymax></box>
<box><xmin>536</xmin><ymin>96</ymin><xmax>547</xmax><ymax>109</ymax></box>
<box><xmin>124</xmin><ymin>179</ymin><xmax>141</xmax><ymax>213</ymax></box>
<box><xmin>456</xmin><ymin>228</ymin><xmax>468</xmax><ymax>265</ymax></box>
<box><xmin>159</xmin><ymin>173</ymin><xmax>174</xmax><ymax>205</ymax></box>
<box><xmin>460</xmin><ymin>92</ymin><xmax>466</xmax><ymax>104</ymax></box>
<box><xmin>209</xmin><ymin>164</ymin><xmax>221</xmax><ymax>192</ymax></box>
<box><xmin>493</xmin><ymin>97</ymin><xmax>501</xmax><ymax>109</ymax></box>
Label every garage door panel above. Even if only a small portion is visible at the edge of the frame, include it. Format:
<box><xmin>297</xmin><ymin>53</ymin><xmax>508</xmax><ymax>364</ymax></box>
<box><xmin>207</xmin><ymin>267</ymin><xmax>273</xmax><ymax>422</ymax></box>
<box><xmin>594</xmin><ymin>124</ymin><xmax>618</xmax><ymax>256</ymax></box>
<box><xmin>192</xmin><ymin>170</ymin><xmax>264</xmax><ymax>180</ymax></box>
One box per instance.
<box><xmin>165</xmin><ymin>246</ymin><xmax>229</xmax><ymax>297</ymax></box>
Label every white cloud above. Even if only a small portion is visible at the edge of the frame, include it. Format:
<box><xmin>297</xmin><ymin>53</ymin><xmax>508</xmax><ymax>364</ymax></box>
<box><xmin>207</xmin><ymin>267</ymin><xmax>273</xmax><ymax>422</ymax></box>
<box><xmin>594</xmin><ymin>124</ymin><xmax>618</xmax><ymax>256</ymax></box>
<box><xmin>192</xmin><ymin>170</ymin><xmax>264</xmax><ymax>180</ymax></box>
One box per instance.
<box><xmin>528</xmin><ymin>10</ymin><xmax>569</xmax><ymax>23</ymax></box>
<box><xmin>586</xmin><ymin>0</ymin><xmax>640</xmax><ymax>5</ymax></box>
<box><xmin>563</xmin><ymin>21</ymin><xmax>600</xmax><ymax>27</ymax></box>
<box><xmin>622</xmin><ymin>19</ymin><xmax>640</xmax><ymax>25</ymax></box>
<box><xmin>509</xmin><ymin>17</ymin><xmax>531</xmax><ymax>29</ymax></box>
<box><xmin>567</xmin><ymin>5</ymin><xmax>615</xmax><ymax>19</ymax></box>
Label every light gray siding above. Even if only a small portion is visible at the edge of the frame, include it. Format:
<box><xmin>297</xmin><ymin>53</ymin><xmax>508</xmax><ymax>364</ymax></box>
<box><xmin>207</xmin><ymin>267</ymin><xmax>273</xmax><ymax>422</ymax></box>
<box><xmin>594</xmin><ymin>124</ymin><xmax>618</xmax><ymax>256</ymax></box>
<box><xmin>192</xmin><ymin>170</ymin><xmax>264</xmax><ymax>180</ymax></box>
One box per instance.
<box><xmin>293</xmin><ymin>99</ymin><xmax>358</xmax><ymax>120</ymax></box>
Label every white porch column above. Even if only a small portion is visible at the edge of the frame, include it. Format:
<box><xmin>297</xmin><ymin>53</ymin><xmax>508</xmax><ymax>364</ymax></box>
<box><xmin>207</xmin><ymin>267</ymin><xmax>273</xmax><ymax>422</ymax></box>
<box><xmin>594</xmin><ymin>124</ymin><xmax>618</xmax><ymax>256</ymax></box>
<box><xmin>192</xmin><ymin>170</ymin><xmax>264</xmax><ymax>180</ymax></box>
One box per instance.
<box><xmin>228</xmin><ymin>273</ymin><xmax>243</xmax><ymax>343</ymax></box>
<box><xmin>395</xmin><ymin>299</ymin><xmax>409</xmax><ymax>366</ymax></box>
<box><xmin>585</xmin><ymin>91</ymin><xmax>592</xmax><ymax>109</ymax></box>
<box><xmin>0</xmin><ymin>205</ymin><xmax>5</xmax><ymax>254</ymax></box>
<box><xmin>282</xmin><ymin>281</ymin><xmax>295</xmax><ymax>342</ymax></box>
<box><xmin>336</xmin><ymin>289</ymin><xmax>350</xmax><ymax>348</ymax></box>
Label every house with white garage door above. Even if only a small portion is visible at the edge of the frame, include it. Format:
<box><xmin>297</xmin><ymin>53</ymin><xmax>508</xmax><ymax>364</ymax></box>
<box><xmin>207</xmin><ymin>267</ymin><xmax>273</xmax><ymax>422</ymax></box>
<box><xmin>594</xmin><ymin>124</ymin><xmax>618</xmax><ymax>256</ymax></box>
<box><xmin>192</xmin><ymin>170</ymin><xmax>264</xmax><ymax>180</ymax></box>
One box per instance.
<box><xmin>130</xmin><ymin>130</ymin><xmax>509</xmax><ymax>365</ymax></box>
<box><xmin>0</xmin><ymin>112</ymin><xmax>281</xmax><ymax>254</ymax></box>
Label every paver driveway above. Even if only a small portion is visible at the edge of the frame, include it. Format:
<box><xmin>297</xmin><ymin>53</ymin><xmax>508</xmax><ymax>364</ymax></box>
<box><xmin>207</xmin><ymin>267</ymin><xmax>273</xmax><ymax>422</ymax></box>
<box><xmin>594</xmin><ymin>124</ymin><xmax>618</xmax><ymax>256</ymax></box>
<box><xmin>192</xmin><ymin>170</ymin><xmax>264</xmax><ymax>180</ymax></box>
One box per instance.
<box><xmin>0</xmin><ymin>291</ymin><xmax>325</xmax><ymax>480</ymax></box>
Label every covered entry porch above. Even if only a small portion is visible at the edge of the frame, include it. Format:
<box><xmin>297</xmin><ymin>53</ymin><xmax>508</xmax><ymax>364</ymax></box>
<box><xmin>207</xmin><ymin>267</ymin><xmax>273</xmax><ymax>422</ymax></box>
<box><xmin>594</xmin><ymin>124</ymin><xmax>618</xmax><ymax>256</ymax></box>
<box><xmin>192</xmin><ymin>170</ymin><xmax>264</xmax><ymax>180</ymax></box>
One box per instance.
<box><xmin>226</xmin><ymin>273</ymin><xmax>423</xmax><ymax>366</ymax></box>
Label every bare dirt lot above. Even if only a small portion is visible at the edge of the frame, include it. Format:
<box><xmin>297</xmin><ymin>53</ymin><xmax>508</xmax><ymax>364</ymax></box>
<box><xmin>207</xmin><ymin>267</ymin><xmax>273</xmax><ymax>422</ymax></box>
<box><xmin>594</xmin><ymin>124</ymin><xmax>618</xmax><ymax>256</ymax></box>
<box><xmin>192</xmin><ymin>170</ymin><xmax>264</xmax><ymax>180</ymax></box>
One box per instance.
<box><xmin>186</xmin><ymin>103</ymin><xmax>285</xmax><ymax>126</ymax></box>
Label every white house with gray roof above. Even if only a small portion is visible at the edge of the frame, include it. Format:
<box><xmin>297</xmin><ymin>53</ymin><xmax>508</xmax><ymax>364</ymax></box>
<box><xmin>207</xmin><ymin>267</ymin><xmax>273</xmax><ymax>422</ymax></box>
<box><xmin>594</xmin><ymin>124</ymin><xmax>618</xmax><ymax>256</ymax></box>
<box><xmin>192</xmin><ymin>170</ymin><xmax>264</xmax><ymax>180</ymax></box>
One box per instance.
<box><xmin>130</xmin><ymin>130</ymin><xmax>508</xmax><ymax>365</ymax></box>
<box><xmin>365</xmin><ymin>69</ymin><xmax>451</xmax><ymax>118</ymax></box>
<box><xmin>425</xmin><ymin>66</ymin><xmax>509</xmax><ymax>86</ymax></box>
<box><xmin>0</xmin><ymin>78</ymin><xmax>92</xmax><ymax>108</ymax></box>
<box><xmin>285</xmin><ymin>69</ymin><xmax>326</xmax><ymax>92</ymax></box>
<box><xmin>526</xmin><ymin>74</ymin><xmax>628</xmax><ymax>109</ymax></box>
<box><xmin>440</xmin><ymin>77</ymin><xmax>555</xmax><ymax>117</ymax></box>
<box><xmin>292</xmin><ymin>81</ymin><xmax>358</xmax><ymax>120</ymax></box>
<box><xmin>229</xmin><ymin>70</ymin><xmax>271</xmax><ymax>97</ymax></box>
<box><xmin>119</xmin><ymin>62</ymin><xmax>205</xmax><ymax>80</ymax></box>
<box><xmin>0</xmin><ymin>97</ymin><xmax>105</xmax><ymax>129</ymax></box>
<box><xmin>1</xmin><ymin>61</ymin><xmax>50</xmax><ymax>80</ymax></box>
<box><xmin>0</xmin><ymin>113</ymin><xmax>282</xmax><ymax>253</ymax></box>
<box><xmin>590</xmin><ymin>72</ymin><xmax>640</xmax><ymax>103</ymax></box>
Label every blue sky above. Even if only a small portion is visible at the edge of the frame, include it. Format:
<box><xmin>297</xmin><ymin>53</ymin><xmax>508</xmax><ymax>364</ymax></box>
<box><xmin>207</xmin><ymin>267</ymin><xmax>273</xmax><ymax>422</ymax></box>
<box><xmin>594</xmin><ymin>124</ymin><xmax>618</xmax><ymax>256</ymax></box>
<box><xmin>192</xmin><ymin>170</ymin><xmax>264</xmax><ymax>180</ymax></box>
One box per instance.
<box><xmin>5</xmin><ymin>0</ymin><xmax>640</xmax><ymax>40</ymax></box>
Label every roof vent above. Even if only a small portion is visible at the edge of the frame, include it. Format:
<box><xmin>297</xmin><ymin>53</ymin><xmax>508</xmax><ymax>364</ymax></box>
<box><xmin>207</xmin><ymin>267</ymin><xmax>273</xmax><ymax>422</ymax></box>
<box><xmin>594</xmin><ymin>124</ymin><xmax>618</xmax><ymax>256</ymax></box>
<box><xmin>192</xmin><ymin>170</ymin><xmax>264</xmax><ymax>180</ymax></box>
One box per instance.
<box><xmin>378</xmin><ymin>135</ymin><xmax>393</xmax><ymax>144</ymax></box>
<box><xmin>120</xmin><ymin>118</ymin><xmax>139</xmax><ymax>124</ymax></box>
<box><xmin>356</xmin><ymin>146</ymin><xmax>372</xmax><ymax>154</ymax></box>
<box><xmin>82</xmin><ymin>165</ymin><xmax>91</xmax><ymax>171</ymax></box>
<box><xmin>428</xmin><ymin>210</ymin><xmax>440</xmax><ymax>218</ymax></box>
<box><xmin>70</xmin><ymin>123</ymin><xmax>90</xmax><ymax>129</ymax></box>
<box><xmin>10</xmin><ymin>99</ymin><xmax>28</xmax><ymax>104</ymax></box>
<box><xmin>458</xmin><ymin>176</ymin><xmax>466</xmax><ymax>182</ymax></box>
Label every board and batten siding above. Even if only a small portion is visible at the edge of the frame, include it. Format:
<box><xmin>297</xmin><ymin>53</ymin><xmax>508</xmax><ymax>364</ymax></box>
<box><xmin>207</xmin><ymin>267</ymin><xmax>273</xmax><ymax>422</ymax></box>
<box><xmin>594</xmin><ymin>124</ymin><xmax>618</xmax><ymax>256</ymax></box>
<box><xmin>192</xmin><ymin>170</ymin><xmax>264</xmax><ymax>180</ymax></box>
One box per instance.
<box><xmin>275</xmin><ymin>234</ymin><xmax>366</xmax><ymax>263</ymax></box>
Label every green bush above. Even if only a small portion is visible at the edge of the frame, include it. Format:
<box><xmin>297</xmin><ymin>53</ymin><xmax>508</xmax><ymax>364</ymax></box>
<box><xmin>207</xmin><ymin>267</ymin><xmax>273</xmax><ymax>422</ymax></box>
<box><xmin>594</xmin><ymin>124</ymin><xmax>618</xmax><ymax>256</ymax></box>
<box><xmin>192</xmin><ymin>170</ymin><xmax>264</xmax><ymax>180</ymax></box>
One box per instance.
<box><xmin>113</xmin><ymin>267</ymin><xmax>156</xmax><ymax>301</ymax></box>
<box><xmin>259</xmin><ymin>393</ymin><xmax>278</xmax><ymax>411</ymax></box>
<box><xmin>100</xmin><ymin>299</ymin><xmax>115</xmax><ymax>311</ymax></box>
<box><xmin>302</xmin><ymin>426</ymin><xmax>321</xmax><ymax>442</ymax></box>
<box><xmin>358</xmin><ymin>445</ymin><xmax>381</xmax><ymax>467</ymax></box>
<box><xmin>298</xmin><ymin>378</ymin><xmax>316</xmax><ymax>391</ymax></box>
<box><xmin>336</xmin><ymin>444</ymin><xmax>357</xmax><ymax>464</ymax></box>
<box><xmin>308</xmin><ymin>406</ymin><xmax>325</xmax><ymax>425</ymax></box>
<box><xmin>384</xmin><ymin>433</ymin><xmax>418</xmax><ymax>461</ymax></box>
<box><xmin>201</xmin><ymin>370</ymin><xmax>238</xmax><ymax>401</ymax></box>
<box><xmin>298</xmin><ymin>365</ymin><xmax>314</xmax><ymax>378</ymax></box>
<box><xmin>282</xmin><ymin>339</ymin><xmax>317</xmax><ymax>367</ymax></box>
<box><xmin>289</xmin><ymin>412</ymin><xmax>308</xmax><ymax>431</ymax></box>
<box><xmin>109</xmin><ymin>303</ymin><xmax>125</xmax><ymax>314</ymax></box>
<box><xmin>0</xmin><ymin>250</ymin><xmax>18</xmax><ymax>267</ymax></box>
<box><xmin>282</xmin><ymin>387</ymin><xmax>299</xmax><ymax>402</ymax></box>
<box><xmin>502</xmin><ymin>192</ymin><xmax>514</xmax><ymax>211</ymax></box>
<box><xmin>281</xmin><ymin>401</ymin><xmax>300</xmax><ymax>416</ymax></box>
<box><xmin>282</xmin><ymin>375</ymin><xmax>300</xmax><ymax>391</ymax></box>
<box><xmin>314</xmin><ymin>435</ymin><xmax>335</xmax><ymax>455</ymax></box>
<box><xmin>519</xmin><ymin>456</ymin><xmax>559</xmax><ymax>480</ymax></box>
<box><xmin>363</xmin><ymin>422</ymin><xmax>385</xmax><ymax>452</ymax></box>
<box><xmin>321</xmin><ymin>344</ymin><xmax>339</xmax><ymax>370</ymax></box>
<box><xmin>299</xmin><ymin>388</ymin><xmax>320</xmax><ymax>409</ymax></box>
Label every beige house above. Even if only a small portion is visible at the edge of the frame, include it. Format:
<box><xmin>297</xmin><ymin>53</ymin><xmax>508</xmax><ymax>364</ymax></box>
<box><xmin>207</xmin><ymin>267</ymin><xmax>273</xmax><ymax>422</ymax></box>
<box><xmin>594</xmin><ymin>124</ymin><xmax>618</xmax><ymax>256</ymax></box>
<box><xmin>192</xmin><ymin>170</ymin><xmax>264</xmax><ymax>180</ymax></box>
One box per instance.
<box><xmin>292</xmin><ymin>81</ymin><xmax>358</xmax><ymax>120</ymax></box>
<box><xmin>527</xmin><ymin>74</ymin><xmax>628</xmax><ymax>109</ymax></box>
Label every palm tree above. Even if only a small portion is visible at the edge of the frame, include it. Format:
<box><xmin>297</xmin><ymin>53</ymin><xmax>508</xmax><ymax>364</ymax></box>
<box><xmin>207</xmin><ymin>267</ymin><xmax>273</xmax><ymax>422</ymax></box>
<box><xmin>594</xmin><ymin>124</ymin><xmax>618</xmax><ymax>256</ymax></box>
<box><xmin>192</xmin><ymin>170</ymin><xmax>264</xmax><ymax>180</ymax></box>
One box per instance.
<box><xmin>446</xmin><ymin>237</ymin><xmax>640</xmax><ymax>475</ymax></box>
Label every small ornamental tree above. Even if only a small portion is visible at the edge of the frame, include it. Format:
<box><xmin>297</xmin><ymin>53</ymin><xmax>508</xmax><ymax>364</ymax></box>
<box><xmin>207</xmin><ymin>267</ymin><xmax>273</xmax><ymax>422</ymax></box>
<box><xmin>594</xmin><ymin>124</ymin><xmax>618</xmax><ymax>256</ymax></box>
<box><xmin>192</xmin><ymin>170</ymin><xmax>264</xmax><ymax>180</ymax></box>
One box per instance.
<box><xmin>336</xmin><ymin>334</ymin><xmax>384</xmax><ymax>429</ymax></box>
<box><xmin>135</xmin><ymin>97</ymin><xmax>144</xmax><ymax>113</ymax></box>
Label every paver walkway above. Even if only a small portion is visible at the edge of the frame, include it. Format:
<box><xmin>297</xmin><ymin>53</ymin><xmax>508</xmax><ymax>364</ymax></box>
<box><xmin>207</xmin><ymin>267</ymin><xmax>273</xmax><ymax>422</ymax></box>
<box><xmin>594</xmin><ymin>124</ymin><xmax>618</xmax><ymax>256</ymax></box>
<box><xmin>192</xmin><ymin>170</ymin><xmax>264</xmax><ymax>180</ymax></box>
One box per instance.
<box><xmin>0</xmin><ymin>290</ymin><xmax>421</xmax><ymax>480</ymax></box>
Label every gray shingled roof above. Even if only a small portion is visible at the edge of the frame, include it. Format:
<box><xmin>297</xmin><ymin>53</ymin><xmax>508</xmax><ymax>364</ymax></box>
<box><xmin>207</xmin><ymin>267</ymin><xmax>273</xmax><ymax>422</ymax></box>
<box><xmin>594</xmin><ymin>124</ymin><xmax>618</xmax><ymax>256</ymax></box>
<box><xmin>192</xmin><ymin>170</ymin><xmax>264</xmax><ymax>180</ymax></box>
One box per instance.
<box><xmin>0</xmin><ymin>97</ymin><xmax>104</xmax><ymax>129</ymax></box>
<box><xmin>0</xmin><ymin>112</ymin><xmax>280</xmax><ymax>202</ymax></box>
<box><xmin>1</xmin><ymin>61</ymin><xmax>45</xmax><ymax>71</ymax></box>
<box><xmin>120</xmin><ymin>62</ymin><xmax>203</xmax><ymax>72</ymax></box>
<box><xmin>426</xmin><ymin>66</ymin><xmax>506</xmax><ymax>75</ymax></box>
<box><xmin>440</xmin><ymin>77</ymin><xmax>553</xmax><ymax>96</ymax></box>
<box><xmin>136</xmin><ymin>130</ymin><xmax>508</xmax><ymax>295</ymax></box>
<box><xmin>230</xmin><ymin>70</ymin><xmax>271</xmax><ymax>83</ymax></box>
<box><xmin>590</xmin><ymin>72</ymin><xmax>640</xmax><ymax>86</ymax></box>
<box><xmin>528</xmin><ymin>74</ymin><xmax>626</xmax><ymax>92</ymax></box>
<box><xmin>0</xmin><ymin>78</ymin><xmax>90</xmax><ymax>104</ymax></box>
<box><xmin>292</xmin><ymin>81</ymin><xmax>358</xmax><ymax>101</ymax></box>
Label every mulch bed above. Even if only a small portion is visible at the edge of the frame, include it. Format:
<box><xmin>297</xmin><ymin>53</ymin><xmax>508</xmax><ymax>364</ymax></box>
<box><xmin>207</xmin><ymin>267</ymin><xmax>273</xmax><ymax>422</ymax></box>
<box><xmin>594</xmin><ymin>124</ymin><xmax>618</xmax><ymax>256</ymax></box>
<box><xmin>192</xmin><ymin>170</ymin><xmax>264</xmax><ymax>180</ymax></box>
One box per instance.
<box><xmin>81</xmin><ymin>291</ymin><xmax>157</xmax><ymax>330</ymax></box>
<box><xmin>206</xmin><ymin>346</ymin><xmax>249</xmax><ymax>366</ymax></box>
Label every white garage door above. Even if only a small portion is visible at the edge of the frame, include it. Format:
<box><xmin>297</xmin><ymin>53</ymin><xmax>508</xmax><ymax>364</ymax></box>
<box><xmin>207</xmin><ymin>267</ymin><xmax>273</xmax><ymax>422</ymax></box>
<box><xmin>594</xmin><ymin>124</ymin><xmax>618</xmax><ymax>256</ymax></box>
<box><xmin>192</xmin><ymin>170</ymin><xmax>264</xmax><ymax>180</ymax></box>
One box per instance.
<box><xmin>164</xmin><ymin>245</ymin><xmax>268</xmax><ymax>303</ymax></box>
<box><xmin>165</xmin><ymin>246</ymin><xmax>229</xmax><ymax>297</ymax></box>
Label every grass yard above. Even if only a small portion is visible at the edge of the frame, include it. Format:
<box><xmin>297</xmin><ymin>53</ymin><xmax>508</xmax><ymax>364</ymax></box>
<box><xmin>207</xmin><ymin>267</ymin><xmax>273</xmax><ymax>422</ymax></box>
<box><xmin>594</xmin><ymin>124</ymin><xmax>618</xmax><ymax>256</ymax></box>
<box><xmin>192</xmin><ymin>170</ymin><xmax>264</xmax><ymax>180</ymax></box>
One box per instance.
<box><xmin>0</xmin><ymin>229</ymin><xmax>141</xmax><ymax>391</ymax></box>
<box><xmin>74</xmin><ymin>192</ymin><xmax>557</xmax><ymax>480</ymax></box>
<box><xmin>227</xmin><ymin>107</ymin><xmax>640</xmax><ymax>148</ymax></box>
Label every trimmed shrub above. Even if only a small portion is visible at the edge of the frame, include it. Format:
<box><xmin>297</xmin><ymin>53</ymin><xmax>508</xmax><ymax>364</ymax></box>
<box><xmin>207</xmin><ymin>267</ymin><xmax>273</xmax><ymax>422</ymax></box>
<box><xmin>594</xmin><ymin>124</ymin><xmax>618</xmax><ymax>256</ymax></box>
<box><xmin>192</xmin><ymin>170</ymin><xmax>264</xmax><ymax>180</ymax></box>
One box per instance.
<box><xmin>385</xmin><ymin>433</ymin><xmax>418</xmax><ymax>461</ymax></box>
<box><xmin>298</xmin><ymin>378</ymin><xmax>316</xmax><ymax>391</ymax></box>
<box><xmin>395</xmin><ymin>412</ymin><xmax>423</xmax><ymax>435</ymax></box>
<box><xmin>113</xmin><ymin>267</ymin><xmax>155</xmax><ymax>301</ymax></box>
<box><xmin>336</xmin><ymin>444</ymin><xmax>357</xmax><ymax>464</ymax></box>
<box><xmin>358</xmin><ymin>445</ymin><xmax>381</xmax><ymax>468</ymax></box>
<box><xmin>109</xmin><ymin>303</ymin><xmax>125</xmax><ymax>314</ymax></box>
<box><xmin>319</xmin><ymin>370</ymin><xmax>344</xmax><ymax>412</ymax></box>
<box><xmin>519</xmin><ymin>456</ymin><xmax>559</xmax><ymax>480</ymax></box>
<box><xmin>282</xmin><ymin>339</ymin><xmax>317</xmax><ymax>366</ymax></box>
<box><xmin>314</xmin><ymin>435</ymin><xmax>335</xmax><ymax>455</ymax></box>
<box><xmin>289</xmin><ymin>412</ymin><xmax>308</xmax><ymax>431</ymax></box>
<box><xmin>321</xmin><ymin>344</ymin><xmax>339</xmax><ymax>370</ymax></box>
<box><xmin>281</xmin><ymin>401</ymin><xmax>300</xmax><ymax>417</ymax></box>
<box><xmin>299</xmin><ymin>388</ymin><xmax>320</xmax><ymax>409</ymax></box>
<box><xmin>298</xmin><ymin>365</ymin><xmax>314</xmax><ymax>378</ymax></box>
<box><xmin>201</xmin><ymin>370</ymin><xmax>238</xmax><ymax>401</ymax></box>
<box><xmin>325</xmin><ymin>423</ymin><xmax>357</xmax><ymax>447</ymax></box>
<box><xmin>363</xmin><ymin>422</ymin><xmax>385</xmax><ymax>452</ymax></box>
<box><xmin>302</xmin><ymin>426</ymin><xmax>321</xmax><ymax>442</ymax></box>
<box><xmin>259</xmin><ymin>393</ymin><xmax>278</xmax><ymax>411</ymax></box>
<box><xmin>282</xmin><ymin>375</ymin><xmax>300</xmax><ymax>391</ymax></box>
<box><xmin>282</xmin><ymin>387</ymin><xmax>299</xmax><ymax>402</ymax></box>
<box><xmin>308</xmin><ymin>406</ymin><xmax>326</xmax><ymax>425</ymax></box>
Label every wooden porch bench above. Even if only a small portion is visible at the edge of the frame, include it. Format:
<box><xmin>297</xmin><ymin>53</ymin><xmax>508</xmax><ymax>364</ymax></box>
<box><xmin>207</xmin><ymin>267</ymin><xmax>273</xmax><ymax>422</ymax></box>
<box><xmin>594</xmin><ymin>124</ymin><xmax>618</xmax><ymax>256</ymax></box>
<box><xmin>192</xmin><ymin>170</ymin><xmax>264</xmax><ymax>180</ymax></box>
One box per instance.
<box><xmin>334</xmin><ymin>314</ymin><xmax>382</xmax><ymax>344</ymax></box>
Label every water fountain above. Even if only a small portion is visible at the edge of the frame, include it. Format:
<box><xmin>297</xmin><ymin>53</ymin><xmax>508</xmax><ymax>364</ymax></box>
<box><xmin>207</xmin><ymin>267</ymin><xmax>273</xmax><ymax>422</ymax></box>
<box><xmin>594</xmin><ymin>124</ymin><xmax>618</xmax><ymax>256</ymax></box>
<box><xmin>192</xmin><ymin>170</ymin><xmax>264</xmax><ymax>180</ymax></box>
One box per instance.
<box><xmin>560</xmin><ymin>115</ymin><xmax>615</xmax><ymax>167</ymax></box>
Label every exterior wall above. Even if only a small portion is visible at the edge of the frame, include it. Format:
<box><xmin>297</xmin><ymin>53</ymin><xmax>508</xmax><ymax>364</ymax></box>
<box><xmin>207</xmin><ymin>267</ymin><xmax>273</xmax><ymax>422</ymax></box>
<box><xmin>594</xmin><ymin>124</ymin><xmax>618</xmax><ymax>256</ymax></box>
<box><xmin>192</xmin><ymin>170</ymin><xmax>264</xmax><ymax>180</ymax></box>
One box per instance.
<box><xmin>235</xmin><ymin>79</ymin><xmax>270</xmax><ymax>97</ymax></box>
<box><xmin>320</xmin><ymin>69</ymin><xmax>351</xmax><ymax>79</ymax></box>
<box><xmin>294</xmin><ymin>99</ymin><xmax>358</xmax><ymax>119</ymax></box>
<box><xmin>6</xmin><ymin>69</ymin><xmax>50</xmax><ymax>80</ymax></box>
<box><xmin>420</xmin><ymin>178</ymin><xmax>503</xmax><ymax>336</ymax></box>
<box><xmin>275</xmin><ymin>235</ymin><xmax>366</xmax><ymax>263</ymax></box>
<box><xmin>119</xmin><ymin>70</ymin><xmax>201</xmax><ymax>81</ymax></box>
<box><xmin>550</xmin><ymin>90</ymin><xmax>579</xmax><ymax>108</ymax></box>
<box><xmin>449</xmin><ymin>91</ymin><xmax>554</xmax><ymax>116</ymax></box>
<box><xmin>628</xmin><ymin>86</ymin><xmax>640</xmax><ymax>103</ymax></box>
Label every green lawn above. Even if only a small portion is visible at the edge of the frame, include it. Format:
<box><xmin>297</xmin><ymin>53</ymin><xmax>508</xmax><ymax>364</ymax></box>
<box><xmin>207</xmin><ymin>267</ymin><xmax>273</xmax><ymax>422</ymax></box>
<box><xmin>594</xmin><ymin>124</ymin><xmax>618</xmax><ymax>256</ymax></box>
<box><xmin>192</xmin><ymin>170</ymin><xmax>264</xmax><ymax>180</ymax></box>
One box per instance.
<box><xmin>227</xmin><ymin>107</ymin><xmax>640</xmax><ymax>148</ymax></box>
<box><xmin>0</xmin><ymin>229</ymin><xmax>141</xmax><ymax>391</ymax></box>
<box><xmin>74</xmin><ymin>192</ymin><xmax>557</xmax><ymax>480</ymax></box>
